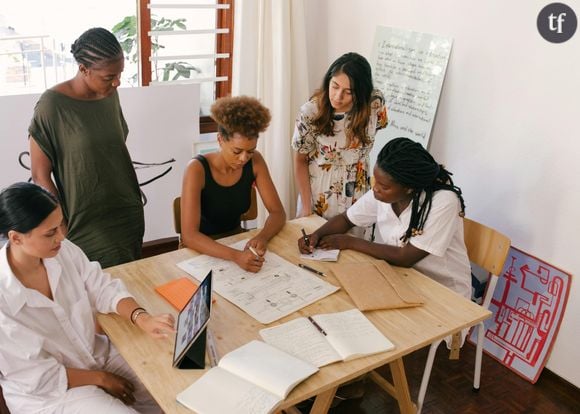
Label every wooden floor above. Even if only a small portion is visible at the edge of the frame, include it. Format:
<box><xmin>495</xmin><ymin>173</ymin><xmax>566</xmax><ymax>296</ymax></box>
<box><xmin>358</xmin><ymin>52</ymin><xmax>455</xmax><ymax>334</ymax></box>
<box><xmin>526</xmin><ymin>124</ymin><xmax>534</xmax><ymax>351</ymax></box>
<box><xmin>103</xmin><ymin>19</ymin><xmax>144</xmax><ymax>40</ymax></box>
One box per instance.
<box><xmin>302</xmin><ymin>342</ymin><xmax>580</xmax><ymax>414</ymax></box>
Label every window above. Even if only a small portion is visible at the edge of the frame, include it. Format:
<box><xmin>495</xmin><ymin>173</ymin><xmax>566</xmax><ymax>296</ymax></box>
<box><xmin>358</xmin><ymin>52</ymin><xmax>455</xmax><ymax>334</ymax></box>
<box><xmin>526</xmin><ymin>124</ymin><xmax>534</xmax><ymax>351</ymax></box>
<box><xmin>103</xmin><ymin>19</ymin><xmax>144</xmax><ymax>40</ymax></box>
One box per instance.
<box><xmin>138</xmin><ymin>0</ymin><xmax>234</xmax><ymax>132</ymax></box>
<box><xmin>0</xmin><ymin>0</ymin><xmax>135</xmax><ymax>95</ymax></box>
<box><xmin>0</xmin><ymin>0</ymin><xmax>234</xmax><ymax>132</ymax></box>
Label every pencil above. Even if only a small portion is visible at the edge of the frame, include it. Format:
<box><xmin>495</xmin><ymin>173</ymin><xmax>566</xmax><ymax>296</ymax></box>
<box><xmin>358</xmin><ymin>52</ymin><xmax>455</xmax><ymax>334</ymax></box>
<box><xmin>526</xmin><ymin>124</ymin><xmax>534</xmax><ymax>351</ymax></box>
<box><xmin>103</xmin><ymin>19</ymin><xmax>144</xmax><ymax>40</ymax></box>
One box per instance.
<box><xmin>248</xmin><ymin>246</ymin><xmax>261</xmax><ymax>259</ymax></box>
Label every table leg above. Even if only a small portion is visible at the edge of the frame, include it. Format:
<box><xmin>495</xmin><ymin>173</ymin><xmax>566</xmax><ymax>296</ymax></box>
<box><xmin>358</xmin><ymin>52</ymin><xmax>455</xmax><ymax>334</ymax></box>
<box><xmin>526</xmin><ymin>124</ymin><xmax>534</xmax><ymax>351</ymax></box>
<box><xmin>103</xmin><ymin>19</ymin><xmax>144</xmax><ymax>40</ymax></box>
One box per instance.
<box><xmin>281</xmin><ymin>407</ymin><xmax>302</xmax><ymax>414</ymax></box>
<box><xmin>389</xmin><ymin>358</ymin><xmax>415</xmax><ymax>414</ymax></box>
<box><xmin>310</xmin><ymin>386</ymin><xmax>338</xmax><ymax>414</ymax></box>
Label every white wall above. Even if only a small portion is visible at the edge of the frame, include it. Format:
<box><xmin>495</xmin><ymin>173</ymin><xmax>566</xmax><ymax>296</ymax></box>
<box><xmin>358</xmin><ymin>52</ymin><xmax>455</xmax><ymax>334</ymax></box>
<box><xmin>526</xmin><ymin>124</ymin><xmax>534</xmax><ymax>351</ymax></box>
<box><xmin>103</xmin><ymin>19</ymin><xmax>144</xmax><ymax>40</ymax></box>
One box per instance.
<box><xmin>302</xmin><ymin>0</ymin><xmax>580</xmax><ymax>386</ymax></box>
<box><xmin>0</xmin><ymin>84</ymin><xmax>200</xmax><ymax>243</ymax></box>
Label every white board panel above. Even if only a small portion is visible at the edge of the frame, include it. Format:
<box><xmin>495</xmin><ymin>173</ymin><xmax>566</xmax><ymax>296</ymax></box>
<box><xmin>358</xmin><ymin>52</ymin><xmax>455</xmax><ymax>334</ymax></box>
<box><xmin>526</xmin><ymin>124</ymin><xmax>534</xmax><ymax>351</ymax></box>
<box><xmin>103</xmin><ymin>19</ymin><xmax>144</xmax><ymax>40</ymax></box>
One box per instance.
<box><xmin>369</xmin><ymin>26</ymin><xmax>452</xmax><ymax>166</ymax></box>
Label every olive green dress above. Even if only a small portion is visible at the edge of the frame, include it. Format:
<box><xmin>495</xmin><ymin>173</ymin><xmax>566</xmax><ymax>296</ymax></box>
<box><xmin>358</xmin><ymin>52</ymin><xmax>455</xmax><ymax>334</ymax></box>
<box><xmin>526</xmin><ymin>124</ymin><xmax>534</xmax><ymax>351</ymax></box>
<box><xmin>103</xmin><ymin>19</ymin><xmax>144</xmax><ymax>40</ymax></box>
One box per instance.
<box><xmin>29</xmin><ymin>89</ymin><xmax>144</xmax><ymax>268</ymax></box>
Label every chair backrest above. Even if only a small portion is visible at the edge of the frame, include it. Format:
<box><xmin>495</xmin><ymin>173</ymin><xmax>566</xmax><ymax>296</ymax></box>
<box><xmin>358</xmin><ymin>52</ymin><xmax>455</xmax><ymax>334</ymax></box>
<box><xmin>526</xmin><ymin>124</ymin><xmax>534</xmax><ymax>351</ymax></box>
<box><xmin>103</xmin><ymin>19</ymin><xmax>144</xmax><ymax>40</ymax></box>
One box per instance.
<box><xmin>173</xmin><ymin>196</ymin><xmax>183</xmax><ymax>234</ymax></box>
<box><xmin>173</xmin><ymin>186</ymin><xmax>258</xmax><ymax>235</ymax></box>
<box><xmin>463</xmin><ymin>217</ymin><xmax>511</xmax><ymax>276</ymax></box>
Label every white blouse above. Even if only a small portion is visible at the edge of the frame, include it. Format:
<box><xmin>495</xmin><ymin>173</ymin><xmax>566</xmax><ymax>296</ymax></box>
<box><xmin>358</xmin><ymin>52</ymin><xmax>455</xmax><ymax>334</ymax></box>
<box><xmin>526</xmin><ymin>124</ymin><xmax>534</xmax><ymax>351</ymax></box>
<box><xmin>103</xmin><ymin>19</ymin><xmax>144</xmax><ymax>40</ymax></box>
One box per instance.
<box><xmin>347</xmin><ymin>189</ymin><xmax>472</xmax><ymax>299</ymax></box>
<box><xmin>0</xmin><ymin>239</ymin><xmax>132</xmax><ymax>413</ymax></box>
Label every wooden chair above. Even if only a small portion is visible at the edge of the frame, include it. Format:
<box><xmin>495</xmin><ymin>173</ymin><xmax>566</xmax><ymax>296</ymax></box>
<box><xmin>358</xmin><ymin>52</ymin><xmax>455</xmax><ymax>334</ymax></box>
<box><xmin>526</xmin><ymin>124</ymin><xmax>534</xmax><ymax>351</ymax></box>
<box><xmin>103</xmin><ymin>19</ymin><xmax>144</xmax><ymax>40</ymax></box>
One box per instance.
<box><xmin>173</xmin><ymin>186</ymin><xmax>258</xmax><ymax>242</ymax></box>
<box><xmin>415</xmin><ymin>217</ymin><xmax>510</xmax><ymax>414</ymax></box>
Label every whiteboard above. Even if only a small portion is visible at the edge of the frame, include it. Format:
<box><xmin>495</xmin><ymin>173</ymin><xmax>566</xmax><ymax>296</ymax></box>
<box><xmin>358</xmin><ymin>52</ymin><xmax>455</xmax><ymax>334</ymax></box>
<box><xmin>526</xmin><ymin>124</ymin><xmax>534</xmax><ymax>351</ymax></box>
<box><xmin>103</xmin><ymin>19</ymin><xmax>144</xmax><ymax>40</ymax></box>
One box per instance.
<box><xmin>369</xmin><ymin>26</ymin><xmax>452</xmax><ymax>167</ymax></box>
<box><xmin>0</xmin><ymin>83</ymin><xmax>200</xmax><ymax>242</ymax></box>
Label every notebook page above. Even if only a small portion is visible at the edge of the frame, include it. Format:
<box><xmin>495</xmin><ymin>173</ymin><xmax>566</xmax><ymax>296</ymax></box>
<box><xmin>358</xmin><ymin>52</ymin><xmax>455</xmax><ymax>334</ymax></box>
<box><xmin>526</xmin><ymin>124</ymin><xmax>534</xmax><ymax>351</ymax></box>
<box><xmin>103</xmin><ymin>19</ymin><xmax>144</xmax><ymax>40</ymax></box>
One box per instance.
<box><xmin>219</xmin><ymin>340</ymin><xmax>318</xmax><ymax>399</ymax></box>
<box><xmin>176</xmin><ymin>367</ymin><xmax>279</xmax><ymax>414</ymax></box>
<box><xmin>260</xmin><ymin>317</ymin><xmax>342</xmax><ymax>367</ymax></box>
<box><xmin>314</xmin><ymin>309</ymin><xmax>395</xmax><ymax>361</ymax></box>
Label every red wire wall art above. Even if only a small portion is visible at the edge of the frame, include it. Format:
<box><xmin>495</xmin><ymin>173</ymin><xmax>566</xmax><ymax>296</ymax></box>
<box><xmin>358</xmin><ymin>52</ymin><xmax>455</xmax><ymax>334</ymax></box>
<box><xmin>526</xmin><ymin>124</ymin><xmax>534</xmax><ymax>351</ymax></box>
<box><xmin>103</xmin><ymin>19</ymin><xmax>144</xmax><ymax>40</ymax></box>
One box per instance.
<box><xmin>469</xmin><ymin>246</ymin><xmax>572</xmax><ymax>383</ymax></box>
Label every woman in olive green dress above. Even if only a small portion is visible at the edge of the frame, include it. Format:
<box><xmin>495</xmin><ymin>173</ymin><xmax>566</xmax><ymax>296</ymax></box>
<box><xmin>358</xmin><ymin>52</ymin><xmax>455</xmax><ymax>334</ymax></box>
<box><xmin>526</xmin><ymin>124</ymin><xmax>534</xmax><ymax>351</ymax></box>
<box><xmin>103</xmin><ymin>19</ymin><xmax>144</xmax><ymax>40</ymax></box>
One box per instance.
<box><xmin>28</xmin><ymin>27</ymin><xmax>144</xmax><ymax>268</ymax></box>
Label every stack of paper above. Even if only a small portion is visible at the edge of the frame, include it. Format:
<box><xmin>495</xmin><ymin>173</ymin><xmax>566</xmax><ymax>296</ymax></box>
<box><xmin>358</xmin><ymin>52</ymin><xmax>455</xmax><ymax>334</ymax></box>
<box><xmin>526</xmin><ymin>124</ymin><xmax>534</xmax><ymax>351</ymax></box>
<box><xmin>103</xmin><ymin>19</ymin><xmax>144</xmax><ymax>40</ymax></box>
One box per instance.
<box><xmin>177</xmin><ymin>239</ymin><xmax>339</xmax><ymax>324</ymax></box>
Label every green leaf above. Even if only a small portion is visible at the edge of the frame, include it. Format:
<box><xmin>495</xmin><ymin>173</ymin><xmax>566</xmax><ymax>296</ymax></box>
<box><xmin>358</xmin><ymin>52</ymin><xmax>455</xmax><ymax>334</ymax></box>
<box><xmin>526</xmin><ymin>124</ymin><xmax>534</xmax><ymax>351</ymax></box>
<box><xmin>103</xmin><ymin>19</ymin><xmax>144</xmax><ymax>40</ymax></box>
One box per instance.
<box><xmin>112</xmin><ymin>14</ymin><xmax>194</xmax><ymax>83</ymax></box>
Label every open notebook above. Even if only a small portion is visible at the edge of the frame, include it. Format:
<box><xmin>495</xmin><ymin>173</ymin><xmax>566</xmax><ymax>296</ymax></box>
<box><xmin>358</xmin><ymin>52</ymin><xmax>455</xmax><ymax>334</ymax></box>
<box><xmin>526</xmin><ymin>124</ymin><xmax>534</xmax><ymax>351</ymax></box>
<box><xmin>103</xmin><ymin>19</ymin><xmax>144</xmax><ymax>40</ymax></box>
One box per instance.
<box><xmin>176</xmin><ymin>340</ymin><xmax>318</xmax><ymax>414</ymax></box>
<box><xmin>259</xmin><ymin>309</ymin><xmax>394</xmax><ymax>368</ymax></box>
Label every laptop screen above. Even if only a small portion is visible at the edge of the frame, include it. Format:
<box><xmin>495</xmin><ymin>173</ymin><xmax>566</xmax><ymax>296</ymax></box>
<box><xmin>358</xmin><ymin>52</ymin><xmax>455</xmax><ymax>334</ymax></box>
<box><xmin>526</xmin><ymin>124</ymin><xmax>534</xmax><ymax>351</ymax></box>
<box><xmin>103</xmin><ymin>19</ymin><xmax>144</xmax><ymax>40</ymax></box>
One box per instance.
<box><xmin>173</xmin><ymin>271</ymin><xmax>212</xmax><ymax>366</ymax></box>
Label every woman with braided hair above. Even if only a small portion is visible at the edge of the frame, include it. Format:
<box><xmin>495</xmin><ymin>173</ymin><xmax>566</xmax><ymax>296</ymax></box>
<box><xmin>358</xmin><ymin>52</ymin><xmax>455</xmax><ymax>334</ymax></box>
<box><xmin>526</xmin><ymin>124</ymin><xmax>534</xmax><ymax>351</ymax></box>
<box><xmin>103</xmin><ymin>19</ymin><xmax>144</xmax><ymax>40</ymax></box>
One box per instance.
<box><xmin>298</xmin><ymin>137</ymin><xmax>471</xmax><ymax>299</ymax></box>
<box><xmin>28</xmin><ymin>27</ymin><xmax>144</xmax><ymax>268</ymax></box>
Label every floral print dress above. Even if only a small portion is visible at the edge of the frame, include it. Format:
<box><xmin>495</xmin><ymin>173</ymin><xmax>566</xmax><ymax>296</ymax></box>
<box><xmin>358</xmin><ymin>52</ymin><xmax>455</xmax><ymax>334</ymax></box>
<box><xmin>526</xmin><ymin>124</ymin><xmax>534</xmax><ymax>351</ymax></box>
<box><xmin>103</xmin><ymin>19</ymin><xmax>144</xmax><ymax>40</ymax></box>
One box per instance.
<box><xmin>292</xmin><ymin>89</ymin><xmax>388</xmax><ymax>220</ymax></box>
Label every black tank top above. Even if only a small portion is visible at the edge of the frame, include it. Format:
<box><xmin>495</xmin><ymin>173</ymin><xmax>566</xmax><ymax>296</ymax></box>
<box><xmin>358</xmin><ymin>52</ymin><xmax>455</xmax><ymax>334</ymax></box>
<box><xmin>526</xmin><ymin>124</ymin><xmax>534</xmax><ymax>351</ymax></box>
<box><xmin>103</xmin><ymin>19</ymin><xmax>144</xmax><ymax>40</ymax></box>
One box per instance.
<box><xmin>195</xmin><ymin>155</ymin><xmax>255</xmax><ymax>236</ymax></box>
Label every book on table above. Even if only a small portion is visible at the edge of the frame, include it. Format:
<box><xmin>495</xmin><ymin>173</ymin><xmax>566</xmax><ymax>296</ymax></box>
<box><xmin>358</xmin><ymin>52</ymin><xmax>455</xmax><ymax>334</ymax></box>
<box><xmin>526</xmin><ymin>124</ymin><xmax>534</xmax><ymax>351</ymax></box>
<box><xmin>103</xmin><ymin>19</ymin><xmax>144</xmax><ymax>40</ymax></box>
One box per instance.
<box><xmin>176</xmin><ymin>340</ymin><xmax>318</xmax><ymax>414</ymax></box>
<box><xmin>259</xmin><ymin>309</ymin><xmax>395</xmax><ymax>368</ymax></box>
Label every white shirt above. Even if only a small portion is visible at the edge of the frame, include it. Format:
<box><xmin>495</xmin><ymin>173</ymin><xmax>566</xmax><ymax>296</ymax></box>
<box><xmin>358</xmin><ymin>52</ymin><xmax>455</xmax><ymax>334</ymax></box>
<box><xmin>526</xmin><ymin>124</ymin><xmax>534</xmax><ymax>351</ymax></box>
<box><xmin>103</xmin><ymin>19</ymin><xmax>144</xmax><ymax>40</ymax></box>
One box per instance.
<box><xmin>0</xmin><ymin>239</ymin><xmax>132</xmax><ymax>413</ymax></box>
<box><xmin>347</xmin><ymin>190</ymin><xmax>472</xmax><ymax>299</ymax></box>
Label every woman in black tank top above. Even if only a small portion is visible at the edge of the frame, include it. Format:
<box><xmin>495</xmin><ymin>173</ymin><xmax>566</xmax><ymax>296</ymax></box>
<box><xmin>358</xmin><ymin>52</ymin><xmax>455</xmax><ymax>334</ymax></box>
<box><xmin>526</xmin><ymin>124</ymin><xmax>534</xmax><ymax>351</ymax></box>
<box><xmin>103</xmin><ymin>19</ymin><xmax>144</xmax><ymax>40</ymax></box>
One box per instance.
<box><xmin>180</xmin><ymin>96</ymin><xmax>286</xmax><ymax>272</ymax></box>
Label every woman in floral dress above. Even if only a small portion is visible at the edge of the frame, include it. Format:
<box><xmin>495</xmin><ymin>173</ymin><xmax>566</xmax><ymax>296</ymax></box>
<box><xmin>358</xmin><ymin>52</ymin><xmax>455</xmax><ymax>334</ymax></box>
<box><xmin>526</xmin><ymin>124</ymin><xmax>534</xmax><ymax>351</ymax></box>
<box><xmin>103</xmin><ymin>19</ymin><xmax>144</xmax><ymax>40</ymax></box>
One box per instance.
<box><xmin>292</xmin><ymin>52</ymin><xmax>388</xmax><ymax>229</ymax></box>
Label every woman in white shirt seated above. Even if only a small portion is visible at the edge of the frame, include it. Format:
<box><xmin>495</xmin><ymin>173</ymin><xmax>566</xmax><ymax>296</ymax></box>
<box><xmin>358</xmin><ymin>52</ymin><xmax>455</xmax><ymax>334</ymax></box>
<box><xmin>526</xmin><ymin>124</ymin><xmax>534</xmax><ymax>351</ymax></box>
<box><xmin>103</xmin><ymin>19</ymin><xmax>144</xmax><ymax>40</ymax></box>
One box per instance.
<box><xmin>0</xmin><ymin>182</ymin><xmax>175</xmax><ymax>413</ymax></box>
<box><xmin>298</xmin><ymin>137</ymin><xmax>471</xmax><ymax>299</ymax></box>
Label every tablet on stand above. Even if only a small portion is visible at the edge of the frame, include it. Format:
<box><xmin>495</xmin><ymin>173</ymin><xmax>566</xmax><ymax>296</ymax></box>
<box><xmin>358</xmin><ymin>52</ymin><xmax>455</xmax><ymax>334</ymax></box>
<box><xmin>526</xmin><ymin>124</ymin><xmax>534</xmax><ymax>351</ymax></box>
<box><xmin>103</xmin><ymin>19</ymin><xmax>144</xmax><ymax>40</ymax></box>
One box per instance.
<box><xmin>172</xmin><ymin>271</ymin><xmax>213</xmax><ymax>369</ymax></box>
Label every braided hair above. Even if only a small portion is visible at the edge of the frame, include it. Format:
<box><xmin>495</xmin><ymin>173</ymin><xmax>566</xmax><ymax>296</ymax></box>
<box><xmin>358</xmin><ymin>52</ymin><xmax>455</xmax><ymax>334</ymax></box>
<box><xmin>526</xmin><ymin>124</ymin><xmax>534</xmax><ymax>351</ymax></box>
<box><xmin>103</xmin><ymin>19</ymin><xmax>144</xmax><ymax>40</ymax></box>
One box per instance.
<box><xmin>70</xmin><ymin>27</ymin><xmax>123</xmax><ymax>68</ymax></box>
<box><xmin>376</xmin><ymin>137</ymin><xmax>465</xmax><ymax>243</ymax></box>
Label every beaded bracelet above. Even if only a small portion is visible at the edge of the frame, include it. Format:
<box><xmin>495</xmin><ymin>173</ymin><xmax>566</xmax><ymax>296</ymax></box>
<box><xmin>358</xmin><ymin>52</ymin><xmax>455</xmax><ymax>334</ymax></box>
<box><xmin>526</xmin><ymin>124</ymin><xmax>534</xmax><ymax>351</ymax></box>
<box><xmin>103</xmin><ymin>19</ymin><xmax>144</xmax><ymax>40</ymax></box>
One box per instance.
<box><xmin>130</xmin><ymin>307</ymin><xmax>148</xmax><ymax>325</ymax></box>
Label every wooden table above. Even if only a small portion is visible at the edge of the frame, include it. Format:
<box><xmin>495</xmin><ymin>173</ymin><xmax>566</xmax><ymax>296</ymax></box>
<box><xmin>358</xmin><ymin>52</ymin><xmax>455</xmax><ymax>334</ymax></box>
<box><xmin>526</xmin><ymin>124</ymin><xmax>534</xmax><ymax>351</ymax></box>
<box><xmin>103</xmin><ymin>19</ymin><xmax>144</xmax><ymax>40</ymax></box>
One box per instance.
<box><xmin>98</xmin><ymin>216</ymin><xmax>491</xmax><ymax>414</ymax></box>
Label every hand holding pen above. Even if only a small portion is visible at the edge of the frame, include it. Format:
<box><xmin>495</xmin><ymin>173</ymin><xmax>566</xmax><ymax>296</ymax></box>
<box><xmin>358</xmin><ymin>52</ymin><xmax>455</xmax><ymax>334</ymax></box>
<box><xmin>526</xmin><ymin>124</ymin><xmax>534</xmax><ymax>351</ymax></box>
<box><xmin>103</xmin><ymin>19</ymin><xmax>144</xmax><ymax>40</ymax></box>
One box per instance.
<box><xmin>248</xmin><ymin>246</ymin><xmax>264</xmax><ymax>261</ymax></box>
<box><xmin>235</xmin><ymin>242</ymin><xmax>266</xmax><ymax>273</ymax></box>
<box><xmin>246</xmin><ymin>236</ymin><xmax>267</xmax><ymax>254</ymax></box>
<box><xmin>298</xmin><ymin>228</ymin><xmax>317</xmax><ymax>253</ymax></box>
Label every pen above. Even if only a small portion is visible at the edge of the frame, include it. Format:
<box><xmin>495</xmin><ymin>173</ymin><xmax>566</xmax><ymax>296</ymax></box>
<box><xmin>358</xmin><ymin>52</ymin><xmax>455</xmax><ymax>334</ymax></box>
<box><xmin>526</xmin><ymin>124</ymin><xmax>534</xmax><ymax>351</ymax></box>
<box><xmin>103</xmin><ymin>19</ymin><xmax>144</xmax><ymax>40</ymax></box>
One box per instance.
<box><xmin>301</xmin><ymin>228</ymin><xmax>310</xmax><ymax>246</ymax></box>
<box><xmin>308</xmin><ymin>316</ymin><xmax>327</xmax><ymax>336</ymax></box>
<box><xmin>298</xmin><ymin>263</ymin><xmax>327</xmax><ymax>277</ymax></box>
<box><xmin>248</xmin><ymin>246</ymin><xmax>261</xmax><ymax>259</ymax></box>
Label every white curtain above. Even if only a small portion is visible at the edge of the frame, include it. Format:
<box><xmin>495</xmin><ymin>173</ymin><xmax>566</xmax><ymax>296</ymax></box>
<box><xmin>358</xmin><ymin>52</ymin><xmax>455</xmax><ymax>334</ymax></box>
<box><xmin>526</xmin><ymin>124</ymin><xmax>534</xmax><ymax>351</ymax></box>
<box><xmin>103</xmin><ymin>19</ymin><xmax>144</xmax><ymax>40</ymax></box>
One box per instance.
<box><xmin>232</xmin><ymin>0</ymin><xmax>310</xmax><ymax>223</ymax></box>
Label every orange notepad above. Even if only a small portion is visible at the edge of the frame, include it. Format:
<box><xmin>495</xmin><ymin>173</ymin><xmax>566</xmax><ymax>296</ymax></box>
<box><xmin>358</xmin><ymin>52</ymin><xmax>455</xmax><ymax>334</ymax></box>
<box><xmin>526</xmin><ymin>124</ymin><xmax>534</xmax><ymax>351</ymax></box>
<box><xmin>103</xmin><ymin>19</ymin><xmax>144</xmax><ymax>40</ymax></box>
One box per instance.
<box><xmin>155</xmin><ymin>277</ymin><xmax>199</xmax><ymax>311</ymax></box>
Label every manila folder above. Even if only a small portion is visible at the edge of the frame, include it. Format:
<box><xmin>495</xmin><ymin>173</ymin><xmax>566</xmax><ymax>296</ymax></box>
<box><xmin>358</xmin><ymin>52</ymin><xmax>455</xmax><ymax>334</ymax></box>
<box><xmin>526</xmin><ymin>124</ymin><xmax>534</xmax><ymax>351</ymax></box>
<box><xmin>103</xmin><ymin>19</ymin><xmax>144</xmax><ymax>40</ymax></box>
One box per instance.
<box><xmin>332</xmin><ymin>261</ymin><xmax>424</xmax><ymax>311</ymax></box>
